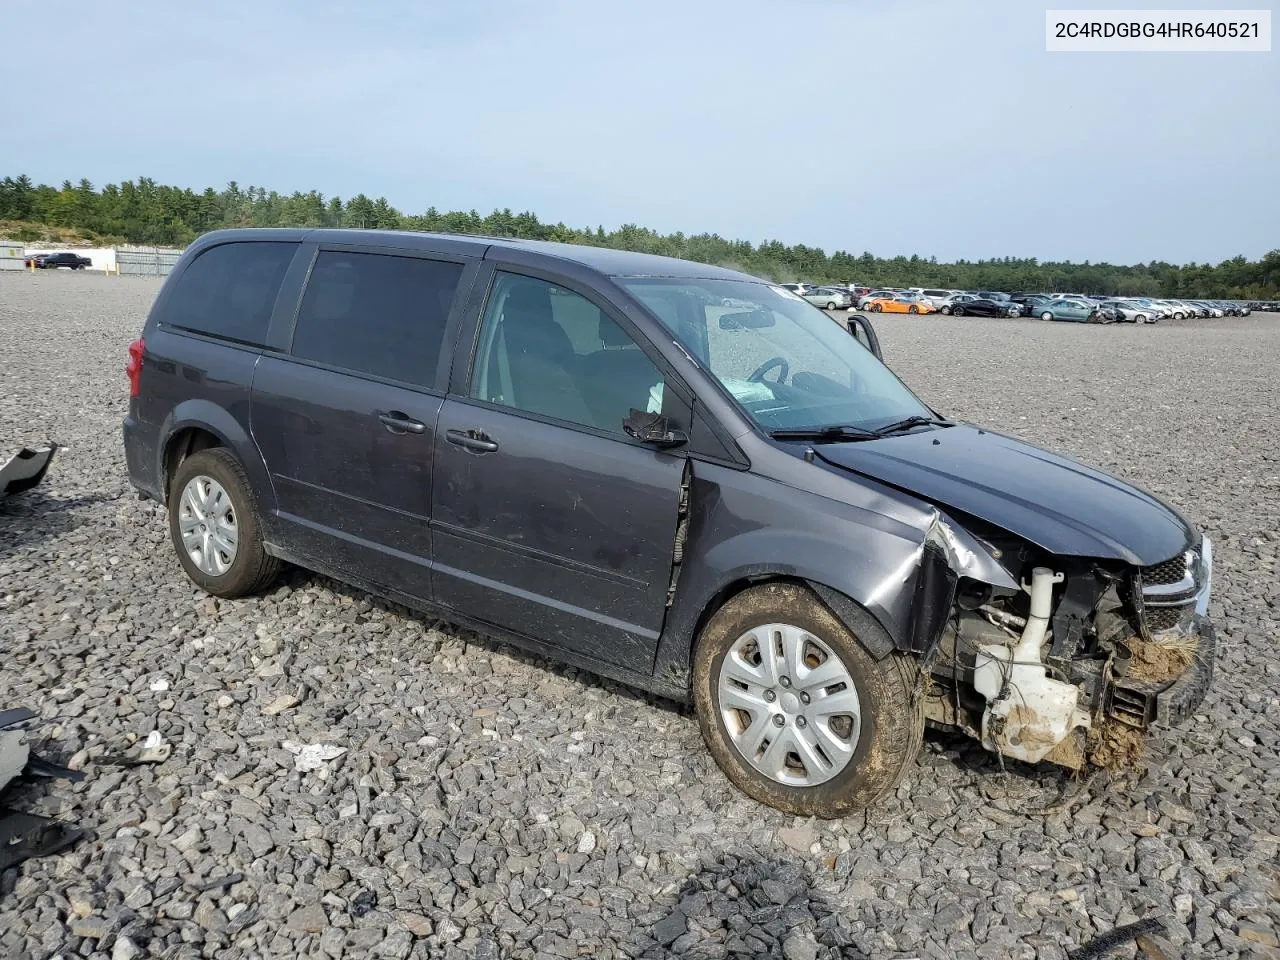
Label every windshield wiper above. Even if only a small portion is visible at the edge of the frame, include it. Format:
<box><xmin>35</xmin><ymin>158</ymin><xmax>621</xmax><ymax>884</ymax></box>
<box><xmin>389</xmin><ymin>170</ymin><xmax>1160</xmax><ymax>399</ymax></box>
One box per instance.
<box><xmin>871</xmin><ymin>415</ymin><xmax>952</xmax><ymax>437</ymax></box>
<box><xmin>769</xmin><ymin>425</ymin><xmax>879</xmax><ymax>442</ymax></box>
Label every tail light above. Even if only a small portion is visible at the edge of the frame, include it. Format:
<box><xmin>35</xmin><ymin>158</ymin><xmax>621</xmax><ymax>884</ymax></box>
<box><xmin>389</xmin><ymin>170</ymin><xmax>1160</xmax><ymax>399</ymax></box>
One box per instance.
<box><xmin>126</xmin><ymin>337</ymin><xmax>145</xmax><ymax>397</ymax></box>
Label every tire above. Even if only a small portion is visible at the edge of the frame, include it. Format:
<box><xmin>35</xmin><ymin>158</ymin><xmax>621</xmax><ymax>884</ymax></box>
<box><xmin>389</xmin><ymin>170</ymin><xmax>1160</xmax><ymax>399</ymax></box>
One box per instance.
<box><xmin>940</xmin><ymin>306</ymin><xmax>951</xmax><ymax>315</ymax></box>
<box><xmin>1135</xmin><ymin>314</ymin><xmax>1148</xmax><ymax>324</ymax></box>
<box><xmin>952</xmin><ymin>306</ymin><xmax>964</xmax><ymax>317</ymax></box>
<box><xmin>1173</xmin><ymin>312</ymin><xmax>1184</xmax><ymax>320</ymax></box>
<box><xmin>908</xmin><ymin>305</ymin><xmax>918</xmax><ymax>314</ymax></box>
<box><xmin>692</xmin><ymin>582</ymin><xmax>923</xmax><ymax>817</ymax></box>
<box><xmin>826</xmin><ymin>302</ymin><xmax>837</xmax><ymax>311</ymax></box>
<box><xmin>870</xmin><ymin>303</ymin><xmax>882</xmax><ymax>312</ymax></box>
<box><xmin>1040</xmin><ymin>311</ymin><xmax>1053</xmax><ymax>321</ymax></box>
<box><xmin>168</xmin><ymin>447</ymin><xmax>281</xmax><ymax>598</ymax></box>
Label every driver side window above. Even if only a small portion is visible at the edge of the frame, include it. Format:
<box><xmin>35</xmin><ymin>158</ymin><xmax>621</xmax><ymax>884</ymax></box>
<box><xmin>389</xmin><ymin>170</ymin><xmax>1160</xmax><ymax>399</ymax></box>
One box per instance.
<box><xmin>470</xmin><ymin>272</ymin><xmax>665</xmax><ymax>435</ymax></box>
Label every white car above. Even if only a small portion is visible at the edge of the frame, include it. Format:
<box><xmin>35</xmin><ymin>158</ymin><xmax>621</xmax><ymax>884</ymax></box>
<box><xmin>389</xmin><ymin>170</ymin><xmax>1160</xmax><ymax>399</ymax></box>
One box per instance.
<box><xmin>1099</xmin><ymin>300</ymin><xmax>1158</xmax><ymax>324</ymax></box>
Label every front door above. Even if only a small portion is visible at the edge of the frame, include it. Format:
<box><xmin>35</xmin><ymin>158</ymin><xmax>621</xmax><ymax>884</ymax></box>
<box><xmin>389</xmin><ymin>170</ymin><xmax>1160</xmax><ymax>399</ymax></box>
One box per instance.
<box><xmin>251</xmin><ymin>245</ymin><xmax>474</xmax><ymax>599</ymax></box>
<box><xmin>431</xmin><ymin>270</ymin><xmax>685</xmax><ymax>673</ymax></box>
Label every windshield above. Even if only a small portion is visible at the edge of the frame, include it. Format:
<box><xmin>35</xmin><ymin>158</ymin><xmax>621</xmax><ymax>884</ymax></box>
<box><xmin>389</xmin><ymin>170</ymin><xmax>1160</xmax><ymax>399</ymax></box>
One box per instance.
<box><xmin>620</xmin><ymin>278</ymin><xmax>934</xmax><ymax>433</ymax></box>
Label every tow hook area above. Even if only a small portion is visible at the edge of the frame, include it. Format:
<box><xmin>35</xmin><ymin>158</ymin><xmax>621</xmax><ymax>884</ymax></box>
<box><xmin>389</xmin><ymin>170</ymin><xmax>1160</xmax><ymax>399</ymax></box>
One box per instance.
<box><xmin>973</xmin><ymin>567</ymin><xmax>1091</xmax><ymax>763</ymax></box>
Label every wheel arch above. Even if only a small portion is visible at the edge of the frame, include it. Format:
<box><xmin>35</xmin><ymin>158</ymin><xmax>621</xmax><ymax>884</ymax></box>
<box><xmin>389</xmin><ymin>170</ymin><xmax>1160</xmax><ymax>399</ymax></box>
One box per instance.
<box><xmin>653</xmin><ymin>568</ymin><xmax>902</xmax><ymax>701</ymax></box>
<box><xmin>155</xmin><ymin>400</ymin><xmax>276</xmax><ymax>516</ymax></box>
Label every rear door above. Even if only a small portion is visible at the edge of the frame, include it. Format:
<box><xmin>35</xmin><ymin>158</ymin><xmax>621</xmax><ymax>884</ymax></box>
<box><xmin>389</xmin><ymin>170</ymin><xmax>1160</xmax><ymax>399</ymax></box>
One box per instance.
<box><xmin>431</xmin><ymin>267</ymin><xmax>686</xmax><ymax>673</ymax></box>
<box><xmin>251</xmin><ymin>242</ymin><xmax>478</xmax><ymax>600</ymax></box>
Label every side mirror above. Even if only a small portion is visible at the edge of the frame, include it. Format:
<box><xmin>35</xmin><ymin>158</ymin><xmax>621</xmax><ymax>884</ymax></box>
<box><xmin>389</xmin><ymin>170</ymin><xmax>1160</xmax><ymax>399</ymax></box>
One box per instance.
<box><xmin>623</xmin><ymin>409</ymin><xmax>688</xmax><ymax>448</ymax></box>
<box><xmin>846</xmin><ymin>315</ymin><xmax>883</xmax><ymax>360</ymax></box>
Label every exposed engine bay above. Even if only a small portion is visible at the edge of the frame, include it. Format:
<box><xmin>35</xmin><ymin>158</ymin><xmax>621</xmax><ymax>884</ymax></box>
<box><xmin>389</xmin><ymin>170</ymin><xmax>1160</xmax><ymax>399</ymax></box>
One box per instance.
<box><xmin>921</xmin><ymin>519</ymin><xmax>1214</xmax><ymax>770</ymax></box>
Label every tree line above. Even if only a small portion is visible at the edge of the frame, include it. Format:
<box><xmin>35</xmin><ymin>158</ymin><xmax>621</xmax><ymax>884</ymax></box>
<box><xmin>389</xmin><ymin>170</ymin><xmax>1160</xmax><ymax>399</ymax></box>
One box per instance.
<box><xmin>2</xmin><ymin>173</ymin><xmax>1276</xmax><ymax>298</ymax></box>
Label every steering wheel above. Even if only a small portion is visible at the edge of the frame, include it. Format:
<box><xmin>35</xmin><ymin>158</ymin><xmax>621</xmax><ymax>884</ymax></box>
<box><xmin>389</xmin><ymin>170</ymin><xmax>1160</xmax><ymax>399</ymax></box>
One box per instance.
<box><xmin>748</xmin><ymin>356</ymin><xmax>789</xmax><ymax>384</ymax></box>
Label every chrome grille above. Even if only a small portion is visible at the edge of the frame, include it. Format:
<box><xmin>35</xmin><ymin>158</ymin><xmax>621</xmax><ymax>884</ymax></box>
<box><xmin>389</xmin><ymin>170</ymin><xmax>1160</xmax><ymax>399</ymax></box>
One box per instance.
<box><xmin>1137</xmin><ymin>538</ymin><xmax>1212</xmax><ymax>636</ymax></box>
<box><xmin>1143</xmin><ymin>555</ymin><xmax>1188</xmax><ymax>586</ymax></box>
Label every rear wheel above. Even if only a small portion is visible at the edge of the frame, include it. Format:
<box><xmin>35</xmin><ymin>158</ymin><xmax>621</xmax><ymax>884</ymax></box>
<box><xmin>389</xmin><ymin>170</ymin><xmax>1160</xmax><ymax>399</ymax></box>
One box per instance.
<box><xmin>826</xmin><ymin>302</ymin><xmax>838</xmax><ymax>311</ymax></box>
<box><xmin>693</xmin><ymin>583</ymin><xmax>923</xmax><ymax>817</ymax></box>
<box><xmin>168</xmin><ymin>448</ymin><xmax>281</xmax><ymax>598</ymax></box>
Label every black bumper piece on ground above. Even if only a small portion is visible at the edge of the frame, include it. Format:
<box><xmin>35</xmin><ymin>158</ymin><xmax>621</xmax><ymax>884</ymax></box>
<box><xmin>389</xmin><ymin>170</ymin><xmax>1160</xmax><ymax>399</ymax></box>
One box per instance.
<box><xmin>0</xmin><ymin>443</ymin><xmax>57</xmax><ymax>498</ymax></box>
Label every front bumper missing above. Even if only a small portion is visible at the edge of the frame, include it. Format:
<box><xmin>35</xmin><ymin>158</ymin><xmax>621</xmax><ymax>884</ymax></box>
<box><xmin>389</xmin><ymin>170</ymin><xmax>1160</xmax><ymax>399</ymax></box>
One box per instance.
<box><xmin>1107</xmin><ymin>615</ymin><xmax>1216</xmax><ymax>729</ymax></box>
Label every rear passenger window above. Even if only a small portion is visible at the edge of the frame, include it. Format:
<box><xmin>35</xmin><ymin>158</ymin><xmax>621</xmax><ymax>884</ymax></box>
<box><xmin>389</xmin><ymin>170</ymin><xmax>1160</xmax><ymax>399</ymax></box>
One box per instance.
<box><xmin>164</xmin><ymin>241</ymin><xmax>296</xmax><ymax>345</ymax></box>
<box><xmin>291</xmin><ymin>251</ymin><xmax>463</xmax><ymax>389</ymax></box>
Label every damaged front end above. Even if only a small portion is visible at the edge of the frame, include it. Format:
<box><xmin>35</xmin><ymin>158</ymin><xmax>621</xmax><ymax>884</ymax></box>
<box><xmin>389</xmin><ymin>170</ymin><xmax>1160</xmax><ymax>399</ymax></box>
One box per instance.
<box><xmin>917</xmin><ymin>515</ymin><xmax>1214</xmax><ymax>771</ymax></box>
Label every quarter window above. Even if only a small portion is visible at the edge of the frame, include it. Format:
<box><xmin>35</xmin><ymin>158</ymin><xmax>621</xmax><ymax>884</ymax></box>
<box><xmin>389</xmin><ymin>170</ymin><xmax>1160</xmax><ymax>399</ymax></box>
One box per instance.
<box><xmin>164</xmin><ymin>241</ymin><xmax>296</xmax><ymax>346</ymax></box>
<box><xmin>470</xmin><ymin>272</ymin><xmax>664</xmax><ymax>435</ymax></box>
<box><xmin>292</xmin><ymin>251</ymin><xmax>463</xmax><ymax>388</ymax></box>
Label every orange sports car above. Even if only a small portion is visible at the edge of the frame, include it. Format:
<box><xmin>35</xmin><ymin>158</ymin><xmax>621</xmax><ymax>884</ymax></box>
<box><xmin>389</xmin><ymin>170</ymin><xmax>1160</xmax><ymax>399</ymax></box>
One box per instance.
<box><xmin>864</xmin><ymin>295</ymin><xmax>937</xmax><ymax>315</ymax></box>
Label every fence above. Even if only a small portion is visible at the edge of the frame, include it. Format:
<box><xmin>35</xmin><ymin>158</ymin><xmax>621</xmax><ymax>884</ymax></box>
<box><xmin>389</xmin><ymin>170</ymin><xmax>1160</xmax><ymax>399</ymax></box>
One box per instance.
<box><xmin>116</xmin><ymin>246</ymin><xmax>184</xmax><ymax>277</ymax></box>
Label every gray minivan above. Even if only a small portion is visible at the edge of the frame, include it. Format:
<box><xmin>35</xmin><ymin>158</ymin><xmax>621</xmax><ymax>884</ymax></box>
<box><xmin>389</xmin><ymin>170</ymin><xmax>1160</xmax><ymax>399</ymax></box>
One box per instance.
<box><xmin>123</xmin><ymin>229</ymin><xmax>1214</xmax><ymax>816</ymax></box>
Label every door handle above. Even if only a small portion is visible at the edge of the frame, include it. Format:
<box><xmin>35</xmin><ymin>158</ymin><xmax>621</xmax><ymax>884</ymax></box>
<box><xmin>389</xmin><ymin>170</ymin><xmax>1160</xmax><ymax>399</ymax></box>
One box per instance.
<box><xmin>445</xmin><ymin>428</ymin><xmax>499</xmax><ymax>453</ymax></box>
<box><xmin>378</xmin><ymin>411</ymin><xmax>427</xmax><ymax>435</ymax></box>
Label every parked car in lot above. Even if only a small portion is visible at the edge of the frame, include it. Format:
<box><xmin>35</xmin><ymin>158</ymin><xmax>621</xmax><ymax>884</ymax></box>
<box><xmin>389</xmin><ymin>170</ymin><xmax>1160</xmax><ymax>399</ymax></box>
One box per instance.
<box><xmin>949</xmin><ymin>297</ymin><xmax>1021</xmax><ymax>318</ymax></box>
<box><xmin>26</xmin><ymin>251</ymin><xmax>93</xmax><ymax>269</ymax></box>
<box><xmin>803</xmin><ymin>287</ymin><xmax>852</xmax><ymax>310</ymax></box>
<box><xmin>1036</xmin><ymin>298</ymin><xmax>1114</xmax><ymax>323</ymax></box>
<box><xmin>857</xmin><ymin>289</ymin><xmax>899</xmax><ymax>310</ymax></box>
<box><xmin>779</xmin><ymin>283</ymin><xmax>813</xmax><ymax>297</ymax></box>
<box><xmin>863</xmin><ymin>295</ymin><xmax>936</xmax><ymax>314</ymax></box>
<box><xmin>1124</xmin><ymin>298</ymin><xmax>1173</xmax><ymax>320</ymax></box>
<box><xmin>1099</xmin><ymin>299</ymin><xmax>1158</xmax><ymax>324</ymax></box>
<box><xmin>121</xmin><ymin>228</ymin><xmax>1214</xmax><ymax>817</ymax></box>
<box><xmin>929</xmin><ymin>292</ymin><xmax>968</xmax><ymax>315</ymax></box>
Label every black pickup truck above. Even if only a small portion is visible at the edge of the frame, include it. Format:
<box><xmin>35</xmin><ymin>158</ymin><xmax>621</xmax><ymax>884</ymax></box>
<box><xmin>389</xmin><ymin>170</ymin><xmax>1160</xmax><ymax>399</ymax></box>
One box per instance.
<box><xmin>27</xmin><ymin>252</ymin><xmax>93</xmax><ymax>269</ymax></box>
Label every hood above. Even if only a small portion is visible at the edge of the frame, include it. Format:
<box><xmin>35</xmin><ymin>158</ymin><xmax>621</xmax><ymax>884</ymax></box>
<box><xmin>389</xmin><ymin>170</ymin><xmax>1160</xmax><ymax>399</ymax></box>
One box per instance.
<box><xmin>814</xmin><ymin>426</ymin><xmax>1193</xmax><ymax>566</ymax></box>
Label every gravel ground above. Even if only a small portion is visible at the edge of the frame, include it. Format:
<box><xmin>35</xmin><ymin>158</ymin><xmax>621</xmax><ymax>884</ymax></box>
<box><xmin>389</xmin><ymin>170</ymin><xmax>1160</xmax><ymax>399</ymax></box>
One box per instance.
<box><xmin>2</xmin><ymin>271</ymin><xmax>1278</xmax><ymax>960</ymax></box>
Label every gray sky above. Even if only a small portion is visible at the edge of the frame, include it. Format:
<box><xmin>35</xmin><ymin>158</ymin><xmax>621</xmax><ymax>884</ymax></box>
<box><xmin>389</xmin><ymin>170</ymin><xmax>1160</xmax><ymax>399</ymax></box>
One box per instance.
<box><xmin>4</xmin><ymin>0</ymin><xmax>1276</xmax><ymax>264</ymax></box>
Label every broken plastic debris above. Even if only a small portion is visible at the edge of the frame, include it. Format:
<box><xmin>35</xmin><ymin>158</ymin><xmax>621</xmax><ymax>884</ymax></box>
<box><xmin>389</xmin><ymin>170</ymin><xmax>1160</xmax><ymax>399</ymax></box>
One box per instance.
<box><xmin>282</xmin><ymin>741</ymin><xmax>347</xmax><ymax>774</ymax></box>
<box><xmin>100</xmin><ymin>729</ymin><xmax>171</xmax><ymax>766</ymax></box>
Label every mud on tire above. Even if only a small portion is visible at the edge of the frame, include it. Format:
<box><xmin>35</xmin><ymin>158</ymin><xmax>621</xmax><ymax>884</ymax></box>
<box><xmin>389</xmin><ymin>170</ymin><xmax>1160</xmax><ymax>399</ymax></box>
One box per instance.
<box><xmin>692</xmin><ymin>582</ymin><xmax>923</xmax><ymax>817</ymax></box>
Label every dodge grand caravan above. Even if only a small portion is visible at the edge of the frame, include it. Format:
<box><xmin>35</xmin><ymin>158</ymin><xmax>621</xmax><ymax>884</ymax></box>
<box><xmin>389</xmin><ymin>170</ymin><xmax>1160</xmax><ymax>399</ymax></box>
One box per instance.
<box><xmin>123</xmin><ymin>229</ymin><xmax>1214</xmax><ymax>816</ymax></box>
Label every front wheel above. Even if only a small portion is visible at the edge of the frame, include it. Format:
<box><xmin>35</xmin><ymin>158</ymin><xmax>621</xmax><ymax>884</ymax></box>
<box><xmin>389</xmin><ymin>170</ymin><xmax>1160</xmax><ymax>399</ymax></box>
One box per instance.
<box><xmin>826</xmin><ymin>302</ymin><xmax>838</xmax><ymax>311</ymax></box>
<box><xmin>692</xmin><ymin>583</ymin><xmax>923</xmax><ymax>817</ymax></box>
<box><xmin>869</xmin><ymin>303</ymin><xmax>882</xmax><ymax>312</ymax></box>
<box><xmin>907</xmin><ymin>305</ymin><xmax>918</xmax><ymax>314</ymax></box>
<box><xmin>952</xmin><ymin>306</ymin><xmax>965</xmax><ymax>317</ymax></box>
<box><xmin>168</xmin><ymin>447</ymin><xmax>281</xmax><ymax>598</ymax></box>
<box><xmin>1040</xmin><ymin>311</ymin><xmax>1054</xmax><ymax>321</ymax></box>
<box><xmin>940</xmin><ymin>306</ymin><xmax>951</xmax><ymax>315</ymax></box>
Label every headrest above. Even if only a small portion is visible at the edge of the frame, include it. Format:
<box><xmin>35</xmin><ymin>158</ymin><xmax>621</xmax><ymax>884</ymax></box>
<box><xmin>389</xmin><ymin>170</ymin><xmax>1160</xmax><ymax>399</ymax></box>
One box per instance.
<box><xmin>502</xmin><ymin>279</ymin><xmax>554</xmax><ymax>324</ymax></box>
